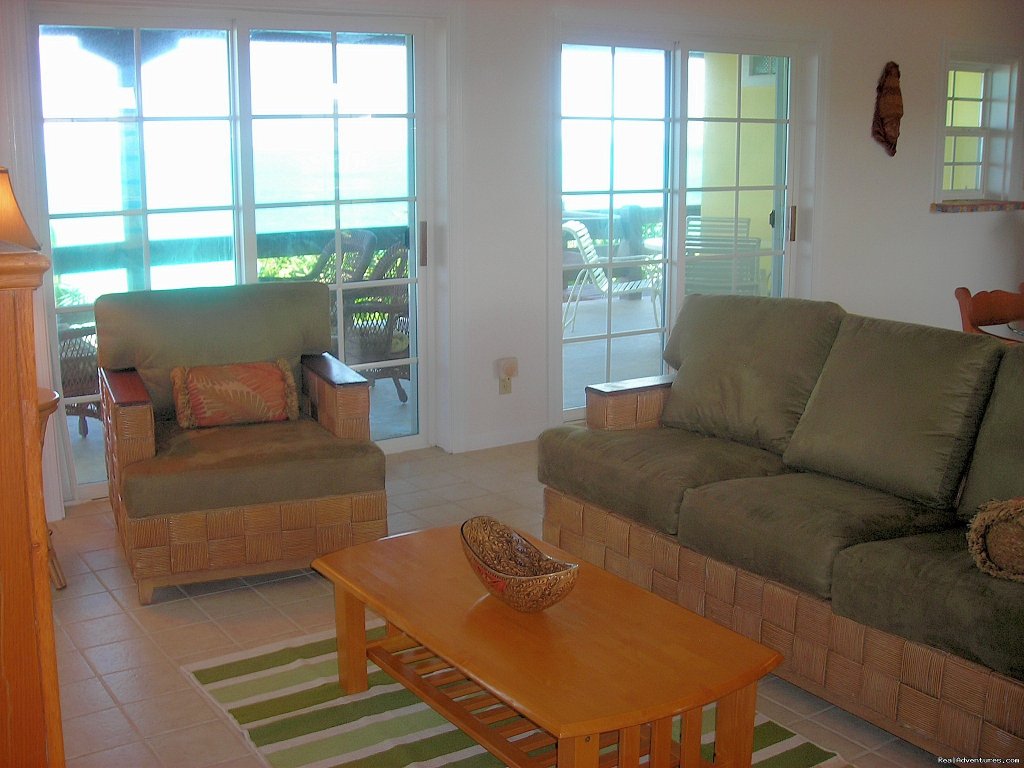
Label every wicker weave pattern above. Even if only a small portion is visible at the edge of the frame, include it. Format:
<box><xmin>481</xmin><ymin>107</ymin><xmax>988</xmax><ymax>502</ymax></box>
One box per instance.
<box><xmin>585</xmin><ymin>383</ymin><xmax>671</xmax><ymax>430</ymax></box>
<box><xmin>100</xmin><ymin>369</ymin><xmax>386</xmax><ymax>604</ymax></box>
<box><xmin>305</xmin><ymin>369</ymin><xmax>370</xmax><ymax>440</ymax></box>
<box><xmin>543</xmin><ymin>486</ymin><xmax>1024</xmax><ymax>758</ymax></box>
<box><xmin>116</xmin><ymin>488</ymin><xmax>386</xmax><ymax>596</ymax></box>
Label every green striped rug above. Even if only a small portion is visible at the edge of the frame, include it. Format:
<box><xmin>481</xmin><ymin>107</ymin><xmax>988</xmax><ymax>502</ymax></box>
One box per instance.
<box><xmin>184</xmin><ymin>628</ymin><xmax>845</xmax><ymax>768</ymax></box>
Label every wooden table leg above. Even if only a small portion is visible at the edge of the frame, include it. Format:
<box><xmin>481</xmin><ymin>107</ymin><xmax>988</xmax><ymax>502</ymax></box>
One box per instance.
<box><xmin>335</xmin><ymin>586</ymin><xmax>368</xmax><ymax>694</ymax></box>
<box><xmin>712</xmin><ymin>681</ymin><xmax>760</xmax><ymax>768</ymax></box>
<box><xmin>648</xmin><ymin>716</ymin><xmax>674</xmax><ymax>767</ymax></box>
<box><xmin>618</xmin><ymin>724</ymin><xmax>641</xmax><ymax>767</ymax></box>
<box><xmin>679</xmin><ymin>706</ymin><xmax>704</xmax><ymax>767</ymax></box>
<box><xmin>557</xmin><ymin>733</ymin><xmax>599</xmax><ymax>768</ymax></box>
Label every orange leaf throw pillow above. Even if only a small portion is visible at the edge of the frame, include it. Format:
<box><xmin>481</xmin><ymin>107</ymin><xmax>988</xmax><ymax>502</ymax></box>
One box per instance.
<box><xmin>171</xmin><ymin>360</ymin><xmax>299</xmax><ymax>429</ymax></box>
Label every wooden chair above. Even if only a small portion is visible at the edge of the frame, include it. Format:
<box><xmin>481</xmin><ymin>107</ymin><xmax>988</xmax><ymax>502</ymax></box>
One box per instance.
<box><xmin>954</xmin><ymin>282</ymin><xmax>1024</xmax><ymax>343</ymax></box>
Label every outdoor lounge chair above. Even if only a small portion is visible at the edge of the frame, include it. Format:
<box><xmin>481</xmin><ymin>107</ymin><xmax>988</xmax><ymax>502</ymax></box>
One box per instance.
<box><xmin>562</xmin><ymin>219</ymin><xmax>661</xmax><ymax>332</ymax></box>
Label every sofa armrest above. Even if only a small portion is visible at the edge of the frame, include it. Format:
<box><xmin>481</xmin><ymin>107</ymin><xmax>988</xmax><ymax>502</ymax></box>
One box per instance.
<box><xmin>99</xmin><ymin>367</ymin><xmax>156</xmax><ymax>471</ymax></box>
<box><xmin>585</xmin><ymin>374</ymin><xmax>674</xmax><ymax>430</ymax></box>
<box><xmin>301</xmin><ymin>353</ymin><xmax>371</xmax><ymax>440</ymax></box>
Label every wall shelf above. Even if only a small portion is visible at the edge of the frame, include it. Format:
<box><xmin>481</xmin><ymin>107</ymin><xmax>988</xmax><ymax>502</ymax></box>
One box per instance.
<box><xmin>930</xmin><ymin>199</ymin><xmax>1024</xmax><ymax>213</ymax></box>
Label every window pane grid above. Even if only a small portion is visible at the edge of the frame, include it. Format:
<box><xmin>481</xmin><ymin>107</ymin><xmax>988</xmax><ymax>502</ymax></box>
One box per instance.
<box><xmin>940</xmin><ymin>61</ymin><xmax>1015</xmax><ymax>200</ymax></box>
<box><xmin>40</xmin><ymin>25</ymin><xmax>236</xmax><ymax>302</ymax></box>
<box><xmin>39</xmin><ymin>22</ymin><xmax>424</xmax><ymax>453</ymax></box>
<box><xmin>560</xmin><ymin>43</ymin><xmax>670</xmax><ymax>412</ymax></box>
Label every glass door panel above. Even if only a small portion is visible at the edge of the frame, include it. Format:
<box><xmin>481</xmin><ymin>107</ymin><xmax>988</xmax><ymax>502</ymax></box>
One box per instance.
<box><xmin>250</xmin><ymin>29</ymin><xmax>420</xmax><ymax>442</ymax></box>
<box><xmin>560</xmin><ymin>44</ymin><xmax>669</xmax><ymax>414</ymax></box>
<box><xmin>685</xmin><ymin>51</ymin><xmax>790</xmax><ymax>298</ymax></box>
<box><xmin>37</xmin><ymin>19</ymin><xmax>428</xmax><ymax>499</ymax></box>
<box><xmin>39</xmin><ymin>24</ymin><xmax>234</xmax><ymax>496</ymax></box>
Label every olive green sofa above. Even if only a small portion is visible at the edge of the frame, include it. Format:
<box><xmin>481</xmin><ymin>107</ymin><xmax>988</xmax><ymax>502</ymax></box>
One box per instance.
<box><xmin>96</xmin><ymin>282</ymin><xmax>387</xmax><ymax>604</ymax></box>
<box><xmin>538</xmin><ymin>293</ymin><xmax>1024</xmax><ymax>758</ymax></box>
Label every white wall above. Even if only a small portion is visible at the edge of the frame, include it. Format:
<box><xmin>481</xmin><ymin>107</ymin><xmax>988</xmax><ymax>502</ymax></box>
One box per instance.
<box><xmin>3</xmin><ymin>0</ymin><xmax>1023</xmax><ymax>469</ymax></box>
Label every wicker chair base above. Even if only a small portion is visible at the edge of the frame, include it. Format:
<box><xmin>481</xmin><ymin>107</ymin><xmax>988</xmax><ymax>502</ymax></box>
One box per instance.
<box><xmin>112</xmin><ymin>490</ymin><xmax>388</xmax><ymax>604</ymax></box>
<box><xmin>543</xmin><ymin>486</ymin><xmax>1024</xmax><ymax>759</ymax></box>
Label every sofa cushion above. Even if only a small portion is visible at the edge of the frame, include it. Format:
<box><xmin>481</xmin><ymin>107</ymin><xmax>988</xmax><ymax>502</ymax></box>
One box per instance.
<box><xmin>537</xmin><ymin>425</ymin><xmax>789</xmax><ymax>535</ymax></box>
<box><xmin>677</xmin><ymin>473</ymin><xmax>958</xmax><ymax>599</ymax></box>
<box><xmin>784</xmin><ymin>315</ymin><xmax>1003</xmax><ymax>508</ymax></box>
<box><xmin>122</xmin><ymin>418</ymin><xmax>385</xmax><ymax>518</ymax></box>
<box><xmin>96</xmin><ymin>282</ymin><xmax>332</xmax><ymax>420</ymax></box>
<box><xmin>660</xmin><ymin>294</ymin><xmax>845</xmax><ymax>454</ymax></box>
<box><xmin>832</xmin><ymin>528</ymin><xmax>1024</xmax><ymax>682</ymax></box>
<box><xmin>172</xmin><ymin>360</ymin><xmax>299</xmax><ymax>429</ymax></box>
<box><xmin>958</xmin><ymin>345</ymin><xmax>1024</xmax><ymax>521</ymax></box>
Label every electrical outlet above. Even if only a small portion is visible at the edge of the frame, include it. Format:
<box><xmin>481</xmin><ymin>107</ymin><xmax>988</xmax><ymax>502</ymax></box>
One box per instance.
<box><xmin>499</xmin><ymin>377</ymin><xmax>512</xmax><ymax>395</ymax></box>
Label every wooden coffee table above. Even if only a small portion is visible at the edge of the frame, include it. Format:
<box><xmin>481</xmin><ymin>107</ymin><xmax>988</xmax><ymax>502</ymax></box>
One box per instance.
<box><xmin>313</xmin><ymin>526</ymin><xmax>781</xmax><ymax>768</ymax></box>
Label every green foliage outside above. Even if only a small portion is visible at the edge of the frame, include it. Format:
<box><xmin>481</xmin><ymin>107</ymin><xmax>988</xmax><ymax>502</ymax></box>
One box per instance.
<box><xmin>257</xmin><ymin>254</ymin><xmax>324</xmax><ymax>280</ymax></box>
<box><xmin>54</xmin><ymin>279</ymin><xmax>86</xmax><ymax>309</ymax></box>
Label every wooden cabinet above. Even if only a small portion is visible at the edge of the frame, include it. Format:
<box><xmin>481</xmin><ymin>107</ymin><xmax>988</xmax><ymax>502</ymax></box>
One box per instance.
<box><xmin>0</xmin><ymin>243</ymin><xmax>65</xmax><ymax>766</ymax></box>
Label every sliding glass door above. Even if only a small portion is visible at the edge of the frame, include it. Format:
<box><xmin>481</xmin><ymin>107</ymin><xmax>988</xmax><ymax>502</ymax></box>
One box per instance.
<box><xmin>560</xmin><ymin>44</ymin><xmax>670</xmax><ymax>412</ymax></box>
<box><xmin>36</xmin><ymin>16</ymin><xmax>427</xmax><ymax>499</ymax></box>
<box><xmin>246</xmin><ymin>30</ymin><xmax>420</xmax><ymax>442</ymax></box>
<box><xmin>686</xmin><ymin>52</ymin><xmax>790</xmax><ymax>298</ymax></box>
<box><xmin>558</xmin><ymin>42</ymin><xmax>792</xmax><ymax>416</ymax></box>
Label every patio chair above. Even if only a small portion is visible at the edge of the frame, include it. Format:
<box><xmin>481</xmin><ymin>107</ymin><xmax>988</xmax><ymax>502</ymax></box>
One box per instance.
<box><xmin>683</xmin><ymin>215</ymin><xmax>763</xmax><ymax>295</ymax></box>
<box><xmin>57</xmin><ymin>323</ymin><xmax>101</xmax><ymax>437</ymax></box>
<box><xmin>955</xmin><ymin>282</ymin><xmax>1024</xmax><ymax>343</ymax></box>
<box><xmin>342</xmin><ymin>243</ymin><xmax>411</xmax><ymax>403</ymax></box>
<box><xmin>261</xmin><ymin>229</ymin><xmax>378</xmax><ymax>285</ymax></box>
<box><xmin>95</xmin><ymin>281</ymin><xmax>387</xmax><ymax>603</ymax></box>
<box><xmin>562</xmin><ymin>219</ymin><xmax>661</xmax><ymax>332</ymax></box>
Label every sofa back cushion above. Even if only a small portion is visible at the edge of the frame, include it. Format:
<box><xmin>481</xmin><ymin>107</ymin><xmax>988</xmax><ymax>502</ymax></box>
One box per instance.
<box><xmin>660</xmin><ymin>294</ymin><xmax>845</xmax><ymax>454</ymax></box>
<box><xmin>957</xmin><ymin>344</ymin><xmax>1024</xmax><ymax>521</ymax></box>
<box><xmin>96</xmin><ymin>282</ymin><xmax>331</xmax><ymax>420</ymax></box>
<box><xmin>784</xmin><ymin>315</ymin><xmax>1004</xmax><ymax>508</ymax></box>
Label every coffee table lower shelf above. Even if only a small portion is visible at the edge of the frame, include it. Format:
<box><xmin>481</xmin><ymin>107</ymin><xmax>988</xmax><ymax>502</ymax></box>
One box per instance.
<box><xmin>368</xmin><ymin>630</ymin><xmax>713</xmax><ymax>768</ymax></box>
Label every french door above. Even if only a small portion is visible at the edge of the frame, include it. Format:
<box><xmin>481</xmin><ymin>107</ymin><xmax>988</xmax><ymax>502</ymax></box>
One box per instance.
<box><xmin>685</xmin><ymin>51</ymin><xmax>791</xmax><ymax>299</ymax></box>
<box><xmin>560</xmin><ymin>44</ymin><xmax>670</xmax><ymax>412</ymax></box>
<box><xmin>35</xmin><ymin>15</ymin><xmax>428</xmax><ymax>500</ymax></box>
<box><xmin>559</xmin><ymin>42</ymin><xmax>792</xmax><ymax>415</ymax></box>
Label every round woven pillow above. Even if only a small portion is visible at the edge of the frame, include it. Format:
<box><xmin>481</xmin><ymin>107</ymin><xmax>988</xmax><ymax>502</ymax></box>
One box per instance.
<box><xmin>967</xmin><ymin>498</ymin><xmax>1024</xmax><ymax>582</ymax></box>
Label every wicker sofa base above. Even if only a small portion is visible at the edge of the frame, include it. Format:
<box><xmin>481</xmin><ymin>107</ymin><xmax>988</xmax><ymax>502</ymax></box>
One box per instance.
<box><xmin>543</xmin><ymin>487</ymin><xmax>1024</xmax><ymax>759</ymax></box>
<box><xmin>112</xmin><ymin>489</ymin><xmax>388</xmax><ymax>604</ymax></box>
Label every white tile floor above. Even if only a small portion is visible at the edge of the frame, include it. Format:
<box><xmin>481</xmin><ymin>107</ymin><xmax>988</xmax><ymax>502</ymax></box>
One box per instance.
<box><xmin>49</xmin><ymin>441</ymin><xmax>939</xmax><ymax>768</ymax></box>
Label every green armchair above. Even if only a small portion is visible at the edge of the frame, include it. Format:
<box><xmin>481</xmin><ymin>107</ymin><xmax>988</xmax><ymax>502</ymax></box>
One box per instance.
<box><xmin>95</xmin><ymin>281</ymin><xmax>387</xmax><ymax>604</ymax></box>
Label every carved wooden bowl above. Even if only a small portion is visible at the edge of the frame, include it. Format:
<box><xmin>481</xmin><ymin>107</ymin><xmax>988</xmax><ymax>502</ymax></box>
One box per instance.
<box><xmin>460</xmin><ymin>516</ymin><xmax>579</xmax><ymax>612</ymax></box>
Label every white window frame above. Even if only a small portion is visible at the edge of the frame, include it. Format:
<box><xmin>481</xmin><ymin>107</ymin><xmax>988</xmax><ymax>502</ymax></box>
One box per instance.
<box><xmin>936</xmin><ymin>45</ymin><xmax>1022</xmax><ymax>202</ymax></box>
<box><xmin>547</xmin><ymin>16</ymin><xmax>818</xmax><ymax>426</ymax></box>
<box><xmin>30</xmin><ymin>2</ymin><xmax>441</xmax><ymax>501</ymax></box>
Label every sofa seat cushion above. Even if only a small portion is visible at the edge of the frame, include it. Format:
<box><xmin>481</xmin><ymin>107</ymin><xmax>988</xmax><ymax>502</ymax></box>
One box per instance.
<box><xmin>660</xmin><ymin>295</ymin><xmax>845</xmax><ymax>454</ymax></box>
<box><xmin>677</xmin><ymin>473</ymin><xmax>958</xmax><ymax>599</ymax></box>
<box><xmin>122</xmin><ymin>417</ymin><xmax>385</xmax><ymax>519</ymax></box>
<box><xmin>537</xmin><ymin>425</ymin><xmax>789</xmax><ymax>536</ymax></box>
<box><xmin>784</xmin><ymin>315</ymin><xmax>1003</xmax><ymax>508</ymax></box>
<box><xmin>832</xmin><ymin>528</ymin><xmax>1024</xmax><ymax>682</ymax></box>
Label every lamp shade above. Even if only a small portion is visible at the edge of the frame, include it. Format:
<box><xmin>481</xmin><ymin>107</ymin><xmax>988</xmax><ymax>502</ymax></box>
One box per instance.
<box><xmin>0</xmin><ymin>166</ymin><xmax>40</xmax><ymax>250</ymax></box>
